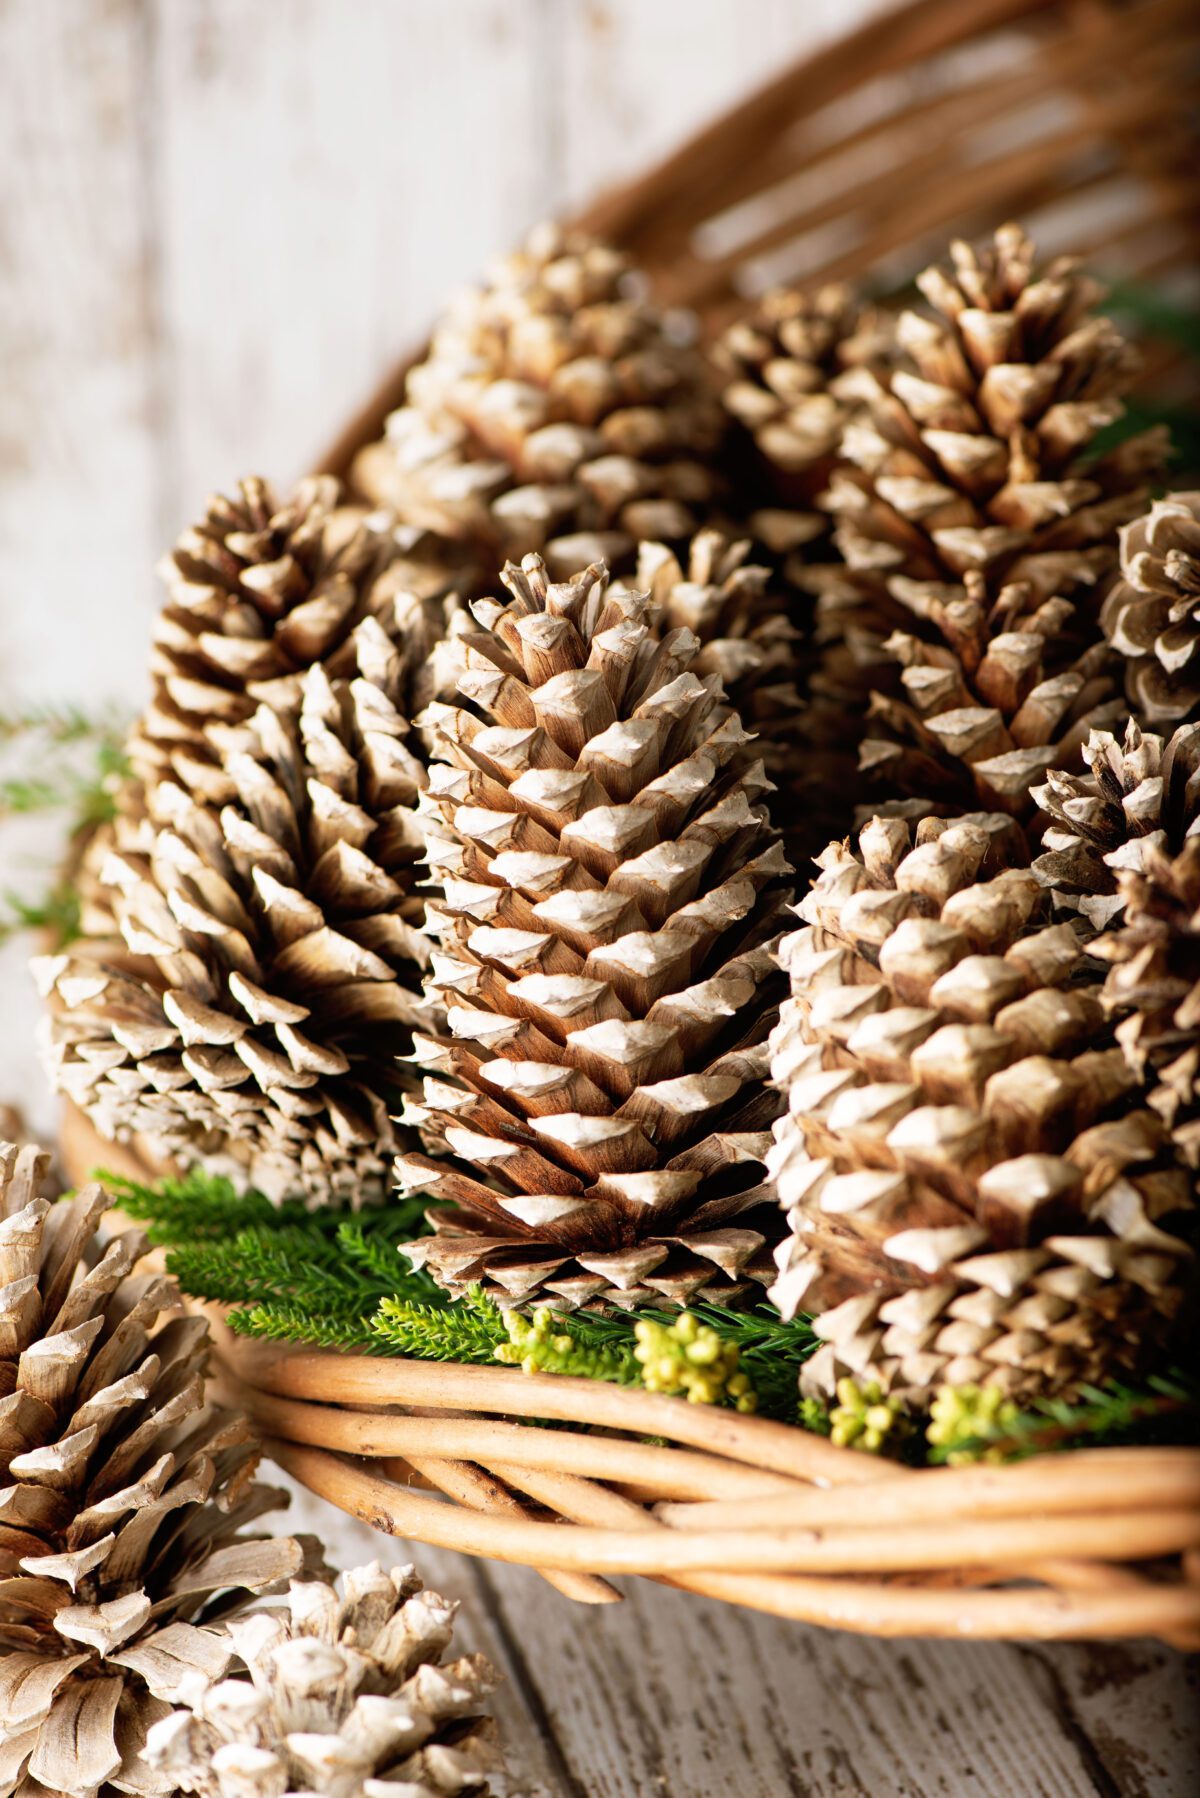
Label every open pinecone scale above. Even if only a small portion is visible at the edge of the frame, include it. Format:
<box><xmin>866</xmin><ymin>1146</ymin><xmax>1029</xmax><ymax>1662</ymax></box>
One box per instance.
<box><xmin>0</xmin><ymin>1140</ymin><xmax>313</xmax><ymax>1798</ymax></box>
<box><xmin>768</xmin><ymin>812</ymin><xmax>1195</xmax><ymax>1405</ymax></box>
<box><xmin>397</xmin><ymin>553</ymin><xmax>794</xmax><ymax>1309</ymax></box>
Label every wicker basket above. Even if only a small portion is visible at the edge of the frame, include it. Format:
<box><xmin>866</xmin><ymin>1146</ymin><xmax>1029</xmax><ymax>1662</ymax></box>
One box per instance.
<box><xmin>59</xmin><ymin>1104</ymin><xmax>1200</xmax><ymax>1646</ymax></box>
<box><xmin>61</xmin><ymin>0</ymin><xmax>1200</xmax><ymax>1647</ymax></box>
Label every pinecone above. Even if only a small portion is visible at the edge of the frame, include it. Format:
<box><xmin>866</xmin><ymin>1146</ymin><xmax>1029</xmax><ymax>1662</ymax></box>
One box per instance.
<box><xmin>0</xmin><ymin>1139</ymin><xmax>312</xmax><ymax>1798</ymax></box>
<box><xmin>129</xmin><ymin>475</ymin><xmax>467</xmax><ymax>804</ymax></box>
<box><xmin>1033</xmin><ymin>719</ymin><xmax>1200</xmax><ymax>1166</ymax></box>
<box><xmin>860</xmin><ymin>568</ymin><xmax>1124</xmax><ymax>814</ymax></box>
<box><xmin>628</xmin><ymin>531</ymin><xmax>801</xmax><ymax>781</ymax></box>
<box><xmin>352</xmin><ymin>224</ymin><xmax>725</xmax><ymax>578</ymax></box>
<box><xmin>37</xmin><ymin>605</ymin><xmax>432</xmax><ymax>1207</ymax></box>
<box><xmin>144</xmin><ymin>1563</ymin><xmax>502</xmax><ymax>1798</ymax></box>
<box><xmin>822</xmin><ymin>224</ymin><xmax>1164</xmax><ymax>811</ymax></box>
<box><xmin>1102</xmin><ymin>491</ymin><xmax>1200</xmax><ymax>724</ymax></box>
<box><xmin>766</xmin><ymin>814</ymin><xmax>1194</xmax><ymax>1406</ymax></box>
<box><xmin>716</xmin><ymin>282</ymin><xmax>892</xmax><ymax>500</ymax></box>
<box><xmin>398</xmin><ymin>552</ymin><xmax>792</xmax><ymax>1309</ymax></box>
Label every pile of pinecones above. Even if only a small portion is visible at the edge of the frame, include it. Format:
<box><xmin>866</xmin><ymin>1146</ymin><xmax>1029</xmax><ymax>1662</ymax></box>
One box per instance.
<box><xmin>35</xmin><ymin>219</ymin><xmax>1199</xmax><ymax>1424</ymax></box>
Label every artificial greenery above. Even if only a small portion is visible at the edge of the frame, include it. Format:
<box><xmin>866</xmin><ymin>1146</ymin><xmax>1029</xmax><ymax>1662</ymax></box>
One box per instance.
<box><xmin>100</xmin><ymin>1166</ymin><xmax>815</xmax><ymax>1418</ymax></box>
<box><xmin>828</xmin><ymin>1378</ymin><xmax>907</xmax><ymax>1455</ymax></box>
<box><xmin>925</xmin><ymin>1372</ymin><xmax>1200</xmax><ymax>1466</ymax></box>
<box><xmin>633</xmin><ymin>1313</ymin><xmax>757</xmax><ymax>1411</ymax></box>
<box><xmin>102</xmin><ymin>1166</ymin><xmax>1200</xmax><ymax>1456</ymax></box>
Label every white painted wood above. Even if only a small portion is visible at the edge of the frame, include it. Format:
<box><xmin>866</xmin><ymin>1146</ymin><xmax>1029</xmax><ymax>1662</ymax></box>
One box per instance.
<box><xmin>479</xmin><ymin>1559</ymin><xmax>1191</xmax><ymax>1798</ymax></box>
<box><xmin>0</xmin><ymin>0</ymin><xmax>160</xmax><ymax>716</ymax></box>
<box><xmin>0</xmin><ymin>4</ymin><xmax>1195</xmax><ymax>1794</ymax></box>
<box><xmin>152</xmin><ymin>0</ymin><xmax>546</xmax><ymax>521</ymax></box>
<box><xmin>553</xmin><ymin>0</ymin><xmax>894</xmax><ymax>212</ymax></box>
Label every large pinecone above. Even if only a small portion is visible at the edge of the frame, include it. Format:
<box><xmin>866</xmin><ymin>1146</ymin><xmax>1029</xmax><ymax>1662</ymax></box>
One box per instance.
<box><xmin>822</xmin><ymin>224</ymin><xmax>1164</xmax><ymax>812</ymax></box>
<box><xmin>38</xmin><ymin>606</ymin><xmax>432</xmax><ymax>1207</ymax></box>
<box><xmin>1102</xmin><ymin>491</ymin><xmax>1200</xmax><ymax>724</ymax></box>
<box><xmin>130</xmin><ymin>475</ymin><xmax>467</xmax><ymax>804</ymax></box>
<box><xmin>352</xmin><ymin>225</ymin><xmax>725</xmax><ymax>578</ymax></box>
<box><xmin>628</xmin><ymin>530</ymin><xmax>803</xmax><ymax>797</ymax></box>
<box><xmin>766</xmin><ymin>814</ymin><xmax>1194</xmax><ymax>1406</ymax></box>
<box><xmin>0</xmin><ymin>1139</ymin><xmax>311</xmax><ymax>1798</ymax></box>
<box><xmin>144</xmin><ymin>1563</ymin><xmax>501</xmax><ymax>1798</ymax></box>
<box><xmin>398</xmin><ymin>553</ymin><xmax>792</xmax><ymax>1309</ymax></box>
<box><xmin>1033</xmin><ymin>720</ymin><xmax>1200</xmax><ymax>1167</ymax></box>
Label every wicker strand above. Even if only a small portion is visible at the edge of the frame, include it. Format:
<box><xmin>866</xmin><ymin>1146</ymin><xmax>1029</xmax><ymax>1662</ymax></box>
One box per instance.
<box><xmin>267</xmin><ymin>1439</ymin><xmax>1200</xmax><ymax>1642</ymax></box>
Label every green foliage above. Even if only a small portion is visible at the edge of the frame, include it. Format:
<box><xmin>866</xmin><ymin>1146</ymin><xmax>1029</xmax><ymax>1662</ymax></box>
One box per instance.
<box><xmin>496</xmin><ymin>1306</ymin><xmax>642</xmax><ymax>1385</ymax></box>
<box><xmin>829</xmin><ymin>1377</ymin><xmax>908</xmax><ymax>1455</ymax></box>
<box><xmin>227</xmin><ymin>1305</ymin><xmax>382</xmax><ymax>1353</ymax></box>
<box><xmin>103</xmin><ymin>1164</ymin><xmax>440</xmax><ymax>1343</ymax></box>
<box><xmin>0</xmin><ymin>879</ymin><xmax>81</xmax><ymax>951</ymax></box>
<box><xmin>0</xmin><ymin>704</ymin><xmax>132</xmax><ymax>949</ymax></box>
<box><xmin>925</xmin><ymin>1372</ymin><xmax>1200</xmax><ymax>1466</ymax></box>
<box><xmin>103</xmin><ymin>1166</ymin><xmax>310</xmax><ymax>1243</ymax></box>
<box><xmin>633</xmin><ymin>1311</ymin><xmax>757</xmax><ymax>1411</ymax></box>
<box><xmin>0</xmin><ymin>714</ymin><xmax>129</xmax><ymax>825</ymax></box>
<box><xmin>369</xmin><ymin>1289</ymin><xmax>508</xmax><ymax>1363</ymax></box>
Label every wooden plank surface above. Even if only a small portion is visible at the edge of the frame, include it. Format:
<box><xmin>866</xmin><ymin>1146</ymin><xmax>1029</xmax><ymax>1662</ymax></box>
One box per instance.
<box><xmin>0</xmin><ymin>4</ymin><xmax>1196</xmax><ymax>1794</ymax></box>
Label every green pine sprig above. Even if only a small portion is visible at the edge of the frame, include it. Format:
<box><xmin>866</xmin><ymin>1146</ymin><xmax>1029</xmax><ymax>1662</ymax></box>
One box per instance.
<box><xmin>925</xmin><ymin>1372</ymin><xmax>1200</xmax><ymax>1466</ymax></box>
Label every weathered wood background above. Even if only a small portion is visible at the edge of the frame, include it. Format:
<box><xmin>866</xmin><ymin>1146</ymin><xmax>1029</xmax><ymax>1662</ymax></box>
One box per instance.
<box><xmin>1</xmin><ymin>3</ymin><xmax>1196</xmax><ymax>1792</ymax></box>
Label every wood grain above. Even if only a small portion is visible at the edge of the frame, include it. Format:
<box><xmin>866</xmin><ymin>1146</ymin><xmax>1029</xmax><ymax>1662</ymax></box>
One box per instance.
<box><xmin>0</xmin><ymin>3</ymin><xmax>1197</xmax><ymax>1793</ymax></box>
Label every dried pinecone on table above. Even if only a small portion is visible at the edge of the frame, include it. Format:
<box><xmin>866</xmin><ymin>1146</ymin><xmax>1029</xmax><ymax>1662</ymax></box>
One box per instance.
<box><xmin>1102</xmin><ymin>491</ymin><xmax>1200</xmax><ymax>725</ymax></box>
<box><xmin>1033</xmin><ymin>719</ymin><xmax>1200</xmax><ymax>1167</ymax></box>
<box><xmin>766</xmin><ymin>814</ymin><xmax>1194</xmax><ymax>1406</ymax></box>
<box><xmin>37</xmin><ymin>486</ymin><xmax>444</xmax><ymax>1205</ymax></box>
<box><xmin>145</xmin><ymin>1562</ymin><xmax>502</xmax><ymax>1798</ymax></box>
<box><xmin>398</xmin><ymin>552</ymin><xmax>793</xmax><ymax>1309</ymax></box>
<box><xmin>0</xmin><ymin>1138</ymin><xmax>312</xmax><ymax>1798</ymax></box>
<box><xmin>820</xmin><ymin>223</ymin><xmax>1164</xmax><ymax>814</ymax></box>
<box><xmin>352</xmin><ymin>224</ymin><xmax>725</xmax><ymax>578</ymax></box>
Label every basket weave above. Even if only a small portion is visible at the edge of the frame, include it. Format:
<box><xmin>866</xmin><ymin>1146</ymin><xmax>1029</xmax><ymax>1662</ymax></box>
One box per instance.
<box><xmin>320</xmin><ymin>0</ymin><xmax>1200</xmax><ymax>481</ymax></box>
<box><xmin>63</xmin><ymin>0</ymin><xmax>1200</xmax><ymax>1645</ymax></box>
<box><xmin>61</xmin><ymin>1100</ymin><xmax>1200</xmax><ymax>1648</ymax></box>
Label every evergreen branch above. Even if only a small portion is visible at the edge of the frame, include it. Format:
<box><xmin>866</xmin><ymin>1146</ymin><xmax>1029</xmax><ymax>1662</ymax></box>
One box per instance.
<box><xmin>102</xmin><ymin>1166</ymin><xmax>311</xmax><ymax>1243</ymax></box>
<box><xmin>226</xmin><ymin>1304</ymin><xmax>382</xmax><ymax>1353</ymax></box>
<box><xmin>926</xmin><ymin>1372</ymin><xmax>1200</xmax><ymax>1466</ymax></box>
<box><xmin>368</xmin><ymin>1292</ymin><xmax>508</xmax><ymax>1363</ymax></box>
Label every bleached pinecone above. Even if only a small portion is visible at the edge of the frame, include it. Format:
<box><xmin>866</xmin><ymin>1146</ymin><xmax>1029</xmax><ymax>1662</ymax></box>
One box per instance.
<box><xmin>1102</xmin><ymin>491</ymin><xmax>1200</xmax><ymax>724</ymax></box>
<box><xmin>828</xmin><ymin>223</ymin><xmax>1161</xmax><ymax>601</ymax></box>
<box><xmin>37</xmin><ymin>607</ymin><xmax>432</xmax><ymax>1208</ymax></box>
<box><xmin>398</xmin><ymin>552</ymin><xmax>792</xmax><ymax>1309</ymax></box>
<box><xmin>0</xmin><ymin>1139</ymin><xmax>312</xmax><ymax>1798</ymax></box>
<box><xmin>130</xmin><ymin>475</ymin><xmax>468</xmax><ymax>803</ymax></box>
<box><xmin>717</xmin><ymin>282</ymin><xmax>892</xmax><ymax>496</ymax></box>
<box><xmin>629</xmin><ymin>530</ymin><xmax>802</xmax><ymax>780</ymax></box>
<box><xmin>352</xmin><ymin>224</ymin><xmax>725</xmax><ymax>578</ymax></box>
<box><xmin>821</xmin><ymin>224</ymin><xmax>1164</xmax><ymax>812</ymax></box>
<box><xmin>1030</xmin><ymin>718</ymin><xmax>1192</xmax><ymax>926</ymax></box>
<box><xmin>144</xmin><ymin>1563</ymin><xmax>502</xmax><ymax>1798</ymax></box>
<box><xmin>860</xmin><ymin>567</ymin><xmax>1124</xmax><ymax>814</ymax></box>
<box><xmin>1033</xmin><ymin>720</ymin><xmax>1200</xmax><ymax>1166</ymax></box>
<box><xmin>767</xmin><ymin>814</ymin><xmax>1194</xmax><ymax>1406</ymax></box>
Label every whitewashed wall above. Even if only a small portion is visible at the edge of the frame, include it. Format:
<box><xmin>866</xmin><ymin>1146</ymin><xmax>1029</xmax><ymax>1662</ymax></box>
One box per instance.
<box><xmin>0</xmin><ymin>0</ymin><xmax>881</xmax><ymax>718</ymax></box>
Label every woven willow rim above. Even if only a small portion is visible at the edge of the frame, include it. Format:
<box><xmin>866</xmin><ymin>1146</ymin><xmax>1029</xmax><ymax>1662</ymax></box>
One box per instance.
<box><xmin>60</xmin><ymin>1105</ymin><xmax>1200</xmax><ymax>1647</ymax></box>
